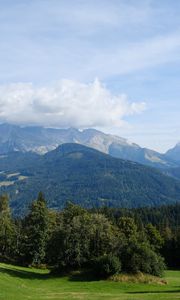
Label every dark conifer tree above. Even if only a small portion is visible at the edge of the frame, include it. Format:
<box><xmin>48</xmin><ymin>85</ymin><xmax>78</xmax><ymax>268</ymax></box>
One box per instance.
<box><xmin>21</xmin><ymin>192</ymin><xmax>49</xmax><ymax>266</ymax></box>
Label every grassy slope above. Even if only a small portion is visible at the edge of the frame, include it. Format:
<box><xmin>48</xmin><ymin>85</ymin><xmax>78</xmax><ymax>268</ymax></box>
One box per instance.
<box><xmin>0</xmin><ymin>263</ymin><xmax>179</xmax><ymax>300</ymax></box>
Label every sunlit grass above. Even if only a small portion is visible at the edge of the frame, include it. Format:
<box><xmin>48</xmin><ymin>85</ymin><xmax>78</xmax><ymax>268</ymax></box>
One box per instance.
<box><xmin>0</xmin><ymin>263</ymin><xmax>179</xmax><ymax>300</ymax></box>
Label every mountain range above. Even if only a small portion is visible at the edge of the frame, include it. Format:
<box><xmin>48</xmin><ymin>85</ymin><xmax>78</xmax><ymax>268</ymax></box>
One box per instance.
<box><xmin>1</xmin><ymin>123</ymin><xmax>180</xmax><ymax>215</ymax></box>
<box><xmin>0</xmin><ymin>123</ymin><xmax>179</xmax><ymax>168</ymax></box>
<box><xmin>0</xmin><ymin>143</ymin><xmax>180</xmax><ymax>215</ymax></box>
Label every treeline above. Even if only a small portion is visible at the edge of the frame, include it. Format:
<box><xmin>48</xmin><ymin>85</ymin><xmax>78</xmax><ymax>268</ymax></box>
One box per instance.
<box><xmin>0</xmin><ymin>193</ymin><xmax>179</xmax><ymax>278</ymax></box>
<box><xmin>95</xmin><ymin>203</ymin><xmax>180</xmax><ymax>229</ymax></box>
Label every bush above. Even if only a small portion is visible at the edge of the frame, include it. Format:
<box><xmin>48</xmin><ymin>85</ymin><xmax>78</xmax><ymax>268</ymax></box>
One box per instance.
<box><xmin>125</xmin><ymin>242</ymin><xmax>166</xmax><ymax>277</ymax></box>
<box><xmin>93</xmin><ymin>254</ymin><xmax>121</xmax><ymax>278</ymax></box>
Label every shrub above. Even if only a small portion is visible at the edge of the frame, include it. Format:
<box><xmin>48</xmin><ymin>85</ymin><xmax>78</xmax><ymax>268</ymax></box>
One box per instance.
<box><xmin>93</xmin><ymin>254</ymin><xmax>121</xmax><ymax>278</ymax></box>
<box><xmin>125</xmin><ymin>242</ymin><xmax>166</xmax><ymax>277</ymax></box>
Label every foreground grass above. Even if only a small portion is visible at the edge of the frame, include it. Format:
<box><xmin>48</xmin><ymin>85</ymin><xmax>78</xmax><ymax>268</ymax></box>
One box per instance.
<box><xmin>0</xmin><ymin>263</ymin><xmax>179</xmax><ymax>300</ymax></box>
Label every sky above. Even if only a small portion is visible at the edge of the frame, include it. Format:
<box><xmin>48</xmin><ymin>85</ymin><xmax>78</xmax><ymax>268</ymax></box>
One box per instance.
<box><xmin>0</xmin><ymin>0</ymin><xmax>180</xmax><ymax>152</ymax></box>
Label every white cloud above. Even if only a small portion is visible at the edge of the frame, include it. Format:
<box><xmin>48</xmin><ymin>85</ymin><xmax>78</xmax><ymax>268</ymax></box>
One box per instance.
<box><xmin>0</xmin><ymin>79</ymin><xmax>146</xmax><ymax>129</ymax></box>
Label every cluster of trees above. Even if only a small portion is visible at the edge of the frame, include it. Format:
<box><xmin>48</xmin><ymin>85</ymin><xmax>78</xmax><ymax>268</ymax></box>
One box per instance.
<box><xmin>96</xmin><ymin>204</ymin><xmax>180</xmax><ymax>269</ymax></box>
<box><xmin>0</xmin><ymin>193</ymin><xmax>179</xmax><ymax>278</ymax></box>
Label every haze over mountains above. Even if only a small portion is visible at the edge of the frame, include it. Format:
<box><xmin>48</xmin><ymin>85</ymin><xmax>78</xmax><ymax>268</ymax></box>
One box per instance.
<box><xmin>166</xmin><ymin>143</ymin><xmax>180</xmax><ymax>163</ymax></box>
<box><xmin>0</xmin><ymin>123</ymin><xmax>179</xmax><ymax>169</ymax></box>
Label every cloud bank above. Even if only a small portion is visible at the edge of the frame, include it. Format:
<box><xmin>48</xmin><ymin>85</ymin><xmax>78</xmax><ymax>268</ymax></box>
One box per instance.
<box><xmin>0</xmin><ymin>79</ymin><xmax>145</xmax><ymax>129</ymax></box>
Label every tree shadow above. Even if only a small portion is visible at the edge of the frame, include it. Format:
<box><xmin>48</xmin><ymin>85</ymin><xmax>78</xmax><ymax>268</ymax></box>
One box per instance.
<box><xmin>68</xmin><ymin>270</ymin><xmax>100</xmax><ymax>282</ymax></box>
<box><xmin>0</xmin><ymin>266</ymin><xmax>51</xmax><ymax>280</ymax></box>
<box><xmin>128</xmin><ymin>290</ymin><xmax>180</xmax><ymax>294</ymax></box>
<box><xmin>0</xmin><ymin>265</ymin><xmax>97</xmax><ymax>282</ymax></box>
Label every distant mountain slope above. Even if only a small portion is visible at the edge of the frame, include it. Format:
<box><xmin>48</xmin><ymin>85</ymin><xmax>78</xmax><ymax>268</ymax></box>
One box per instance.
<box><xmin>165</xmin><ymin>142</ymin><xmax>180</xmax><ymax>162</ymax></box>
<box><xmin>163</xmin><ymin>167</ymin><xmax>180</xmax><ymax>181</ymax></box>
<box><xmin>0</xmin><ymin>123</ymin><xmax>177</xmax><ymax>168</ymax></box>
<box><xmin>1</xmin><ymin>143</ymin><xmax>180</xmax><ymax>216</ymax></box>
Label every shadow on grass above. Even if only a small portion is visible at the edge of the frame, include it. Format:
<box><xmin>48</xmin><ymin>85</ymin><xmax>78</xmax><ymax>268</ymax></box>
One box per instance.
<box><xmin>128</xmin><ymin>290</ymin><xmax>180</xmax><ymax>294</ymax></box>
<box><xmin>0</xmin><ymin>266</ymin><xmax>98</xmax><ymax>282</ymax></box>
<box><xmin>68</xmin><ymin>270</ymin><xmax>99</xmax><ymax>282</ymax></box>
<box><xmin>0</xmin><ymin>266</ymin><xmax>51</xmax><ymax>280</ymax></box>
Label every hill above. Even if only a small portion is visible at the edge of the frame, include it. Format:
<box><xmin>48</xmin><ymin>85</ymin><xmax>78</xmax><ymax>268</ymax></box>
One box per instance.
<box><xmin>1</xmin><ymin>143</ymin><xmax>180</xmax><ymax>215</ymax></box>
<box><xmin>0</xmin><ymin>123</ymin><xmax>177</xmax><ymax>168</ymax></box>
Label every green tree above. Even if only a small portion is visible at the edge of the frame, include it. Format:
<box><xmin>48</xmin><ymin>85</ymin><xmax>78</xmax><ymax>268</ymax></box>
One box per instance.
<box><xmin>89</xmin><ymin>214</ymin><xmax>118</xmax><ymax>258</ymax></box>
<box><xmin>48</xmin><ymin>206</ymin><xmax>118</xmax><ymax>271</ymax></box>
<box><xmin>22</xmin><ymin>192</ymin><xmax>49</xmax><ymax>266</ymax></box>
<box><xmin>145</xmin><ymin>223</ymin><xmax>164</xmax><ymax>251</ymax></box>
<box><xmin>117</xmin><ymin>217</ymin><xmax>165</xmax><ymax>276</ymax></box>
<box><xmin>127</xmin><ymin>241</ymin><xmax>165</xmax><ymax>276</ymax></box>
<box><xmin>0</xmin><ymin>194</ymin><xmax>15</xmax><ymax>261</ymax></box>
<box><xmin>118</xmin><ymin>217</ymin><xmax>137</xmax><ymax>239</ymax></box>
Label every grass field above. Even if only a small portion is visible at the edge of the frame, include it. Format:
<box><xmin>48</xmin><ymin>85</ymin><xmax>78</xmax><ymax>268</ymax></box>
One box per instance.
<box><xmin>0</xmin><ymin>263</ymin><xmax>179</xmax><ymax>300</ymax></box>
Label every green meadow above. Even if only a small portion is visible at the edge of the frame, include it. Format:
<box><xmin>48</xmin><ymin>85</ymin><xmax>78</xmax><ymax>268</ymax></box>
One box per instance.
<box><xmin>0</xmin><ymin>263</ymin><xmax>179</xmax><ymax>300</ymax></box>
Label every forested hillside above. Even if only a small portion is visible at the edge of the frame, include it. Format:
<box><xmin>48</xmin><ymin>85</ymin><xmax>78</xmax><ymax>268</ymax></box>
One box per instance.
<box><xmin>1</xmin><ymin>144</ymin><xmax>180</xmax><ymax>215</ymax></box>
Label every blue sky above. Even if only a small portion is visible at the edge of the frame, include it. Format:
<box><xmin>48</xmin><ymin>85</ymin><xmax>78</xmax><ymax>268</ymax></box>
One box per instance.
<box><xmin>0</xmin><ymin>0</ymin><xmax>180</xmax><ymax>152</ymax></box>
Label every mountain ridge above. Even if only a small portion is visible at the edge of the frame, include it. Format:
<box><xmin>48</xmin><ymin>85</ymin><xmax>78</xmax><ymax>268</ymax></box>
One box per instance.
<box><xmin>0</xmin><ymin>123</ymin><xmax>178</xmax><ymax>168</ymax></box>
<box><xmin>165</xmin><ymin>142</ymin><xmax>180</xmax><ymax>162</ymax></box>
